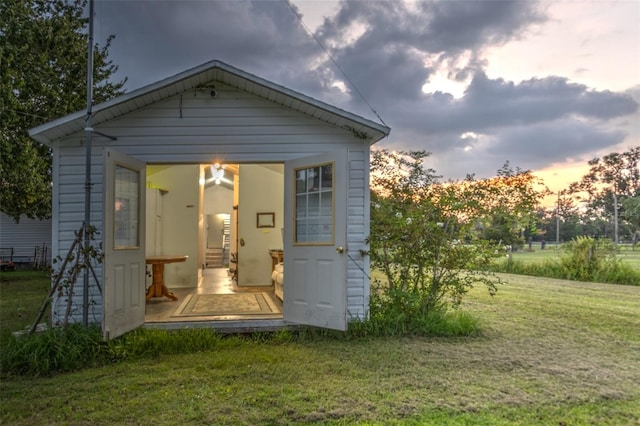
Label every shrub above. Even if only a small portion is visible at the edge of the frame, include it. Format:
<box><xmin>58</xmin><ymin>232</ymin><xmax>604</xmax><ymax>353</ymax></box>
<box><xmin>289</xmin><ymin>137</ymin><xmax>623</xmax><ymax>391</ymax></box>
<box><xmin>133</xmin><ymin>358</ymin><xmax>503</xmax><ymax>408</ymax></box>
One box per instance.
<box><xmin>369</xmin><ymin>150</ymin><xmax>503</xmax><ymax>315</ymax></box>
<box><xmin>561</xmin><ymin>236</ymin><xmax>612</xmax><ymax>281</ymax></box>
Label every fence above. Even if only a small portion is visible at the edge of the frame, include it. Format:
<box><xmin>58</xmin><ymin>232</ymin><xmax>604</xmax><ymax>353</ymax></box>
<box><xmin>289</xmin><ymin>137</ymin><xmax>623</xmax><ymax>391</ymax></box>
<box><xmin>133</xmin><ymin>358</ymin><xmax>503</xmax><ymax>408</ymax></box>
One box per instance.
<box><xmin>0</xmin><ymin>244</ymin><xmax>50</xmax><ymax>270</ymax></box>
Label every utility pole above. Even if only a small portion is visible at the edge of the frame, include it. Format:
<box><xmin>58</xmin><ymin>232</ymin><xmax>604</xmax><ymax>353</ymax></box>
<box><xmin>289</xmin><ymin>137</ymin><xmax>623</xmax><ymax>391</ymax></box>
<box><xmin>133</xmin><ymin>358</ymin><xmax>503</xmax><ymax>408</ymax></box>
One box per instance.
<box><xmin>613</xmin><ymin>191</ymin><xmax>619</xmax><ymax>245</ymax></box>
<box><xmin>556</xmin><ymin>191</ymin><xmax>560</xmax><ymax>246</ymax></box>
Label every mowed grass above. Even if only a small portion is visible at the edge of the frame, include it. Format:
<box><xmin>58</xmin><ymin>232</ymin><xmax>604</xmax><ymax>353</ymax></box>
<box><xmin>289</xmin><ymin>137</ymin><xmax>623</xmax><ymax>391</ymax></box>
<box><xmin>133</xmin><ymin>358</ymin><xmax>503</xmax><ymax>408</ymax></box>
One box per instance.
<box><xmin>1</xmin><ymin>272</ymin><xmax>639</xmax><ymax>424</ymax></box>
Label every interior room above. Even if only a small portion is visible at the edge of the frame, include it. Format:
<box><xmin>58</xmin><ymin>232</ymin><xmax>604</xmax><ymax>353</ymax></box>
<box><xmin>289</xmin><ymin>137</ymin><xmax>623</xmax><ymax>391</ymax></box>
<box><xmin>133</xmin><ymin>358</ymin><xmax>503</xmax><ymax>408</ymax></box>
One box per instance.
<box><xmin>144</xmin><ymin>162</ymin><xmax>285</xmax><ymax>323</ymax></box>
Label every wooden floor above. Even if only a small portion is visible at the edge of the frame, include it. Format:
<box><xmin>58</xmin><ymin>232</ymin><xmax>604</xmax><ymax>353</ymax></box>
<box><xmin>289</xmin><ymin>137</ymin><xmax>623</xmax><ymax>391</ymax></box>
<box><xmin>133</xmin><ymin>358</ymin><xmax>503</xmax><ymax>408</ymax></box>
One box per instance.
<box><xmin>144</xmin><ymin>267</ymin><xmax>283</xmax><ymax>323</ymax></box>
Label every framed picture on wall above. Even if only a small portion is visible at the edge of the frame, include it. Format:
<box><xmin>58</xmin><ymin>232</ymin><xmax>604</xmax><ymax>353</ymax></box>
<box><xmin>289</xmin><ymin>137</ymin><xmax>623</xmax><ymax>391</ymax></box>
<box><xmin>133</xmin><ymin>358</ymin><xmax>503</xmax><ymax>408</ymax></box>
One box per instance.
<box><xmin>257</xmin><ymin>212</ymin><xmax>275</xmax><ymax>228</ymax></box>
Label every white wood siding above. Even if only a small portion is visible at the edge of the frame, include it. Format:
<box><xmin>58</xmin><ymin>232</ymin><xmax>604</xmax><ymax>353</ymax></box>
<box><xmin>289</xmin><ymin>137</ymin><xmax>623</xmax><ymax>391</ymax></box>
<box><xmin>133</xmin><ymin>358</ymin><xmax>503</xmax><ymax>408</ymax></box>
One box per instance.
<box><xmin>51</xmin><ymin>143</ymin><xmax>105</xmax><ymax>324</ymax></box>
<box><xmin>51</xmin><ymin>83</ymin><xmax>371</xmax><ymax>326</ymax></box>
<box><xmin>0</xmin><ymin>213</ymin><xmax>52</xmax><ymax>263</ymax></box>
<box><xmin>346</xmin><ymin>147</ymin><xmax>370</xmax><ymax>320</ymax></box>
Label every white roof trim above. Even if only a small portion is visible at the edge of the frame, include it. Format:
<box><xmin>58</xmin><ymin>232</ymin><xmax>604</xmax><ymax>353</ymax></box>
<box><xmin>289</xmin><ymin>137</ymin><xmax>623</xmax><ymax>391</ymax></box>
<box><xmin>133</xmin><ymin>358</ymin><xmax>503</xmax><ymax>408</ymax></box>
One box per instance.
<box><xmin>29</xmin><ymin>60</ymin><xmax>390</xmax><ymax>145</ymax></box>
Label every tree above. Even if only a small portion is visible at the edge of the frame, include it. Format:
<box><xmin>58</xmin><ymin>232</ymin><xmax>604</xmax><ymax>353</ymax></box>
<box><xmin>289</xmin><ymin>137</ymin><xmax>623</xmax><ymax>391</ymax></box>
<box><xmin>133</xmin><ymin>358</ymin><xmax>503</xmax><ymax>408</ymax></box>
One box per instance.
<box><xmin>622</xmin><ymin>196</ymin><xmax>640</xmax><ymax>248</ymax></box>
<box><xmin>0</xmin><ymin>0</ymin><xmax>126</xmax><ymax>222</ymax></box>
<box><xmin>475</xmin><ymin>162</ymin><xmax>550</xmax><ymax>249</ymax></box>
<box><xmin>570</xmin><ymin>147</ymin><xmax>640</xmax><ymax>244</ymax></box>
<box><xmin>545</xmin><ymin>189</ymin><xmax>584</xmax><ymax>243</ymax></box>
<box><xmin>481</xmin><ymin>212</ymin><xmax>525</xmax><ymax>248</ymax></box>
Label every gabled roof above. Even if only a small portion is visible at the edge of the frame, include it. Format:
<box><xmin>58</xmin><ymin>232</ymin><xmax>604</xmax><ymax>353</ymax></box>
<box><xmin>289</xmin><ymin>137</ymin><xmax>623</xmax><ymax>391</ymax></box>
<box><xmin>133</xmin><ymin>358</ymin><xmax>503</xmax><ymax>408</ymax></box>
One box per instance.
<box><xmin>29</xmin><ymin>60</ymin><xmax>390</xmax><ymax>145</ymax></box>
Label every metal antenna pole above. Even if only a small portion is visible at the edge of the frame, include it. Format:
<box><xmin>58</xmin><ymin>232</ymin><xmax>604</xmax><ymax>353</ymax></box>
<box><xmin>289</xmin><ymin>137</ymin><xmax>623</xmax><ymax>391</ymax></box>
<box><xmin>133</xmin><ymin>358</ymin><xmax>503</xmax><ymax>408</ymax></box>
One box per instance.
<box><xmin>82</xmin><ymin>0</ymin><xmax>95</xmax><ymax>326</ymax></box>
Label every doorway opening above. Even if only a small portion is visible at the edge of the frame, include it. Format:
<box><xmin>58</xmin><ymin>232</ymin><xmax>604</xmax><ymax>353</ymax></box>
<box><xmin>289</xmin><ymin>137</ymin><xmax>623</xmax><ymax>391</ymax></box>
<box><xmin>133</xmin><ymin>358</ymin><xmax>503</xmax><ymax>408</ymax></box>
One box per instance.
<box><xmin>143</xmin><ymin>162</ymin><xmax>285</xmax><ymax>324</ymax></box>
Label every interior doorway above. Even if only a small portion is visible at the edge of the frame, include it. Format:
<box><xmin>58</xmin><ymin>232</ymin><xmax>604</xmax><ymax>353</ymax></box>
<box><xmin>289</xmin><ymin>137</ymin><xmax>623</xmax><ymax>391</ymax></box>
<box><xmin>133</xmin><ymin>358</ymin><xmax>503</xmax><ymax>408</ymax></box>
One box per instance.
<box><xmin>205</xmin><ymin>213</ymin><xmax>230</xmax><ymax>268</ymax></box>
<box><xmin>143</xmin><ymin>162</ymin><xmax>284</xmax><ymax>324</ymax></box>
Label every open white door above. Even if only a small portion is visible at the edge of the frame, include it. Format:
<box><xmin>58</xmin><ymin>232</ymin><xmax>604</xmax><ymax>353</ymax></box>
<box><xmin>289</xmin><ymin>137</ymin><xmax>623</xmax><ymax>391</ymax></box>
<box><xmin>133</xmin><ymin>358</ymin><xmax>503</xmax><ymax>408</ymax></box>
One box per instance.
<box><xmin>103</xmin><ymin>149</ymin><xmax>146</xmax><ymax>340</ymax></box>
<box><xmin>284</xmin><ymin>150</ymin><xmax>348</xmax><ymax>330</ymax></box>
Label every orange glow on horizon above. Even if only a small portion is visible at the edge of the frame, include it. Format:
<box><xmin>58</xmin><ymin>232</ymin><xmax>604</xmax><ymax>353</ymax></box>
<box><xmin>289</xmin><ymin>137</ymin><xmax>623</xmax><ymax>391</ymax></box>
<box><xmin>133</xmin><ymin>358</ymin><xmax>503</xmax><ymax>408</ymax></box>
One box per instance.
<box><xmin>534</xmin><ymin>162</ymin><xmax>591</xmax><ymax>208</ymax></box>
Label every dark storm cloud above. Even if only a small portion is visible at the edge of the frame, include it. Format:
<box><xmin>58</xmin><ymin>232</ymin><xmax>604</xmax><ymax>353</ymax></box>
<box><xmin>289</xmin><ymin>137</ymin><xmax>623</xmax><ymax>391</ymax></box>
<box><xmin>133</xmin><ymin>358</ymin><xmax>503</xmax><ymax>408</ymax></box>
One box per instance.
<box><xmin>318</xmin><ymin>0</ymin><xmax>543</xmax><ymax>54</ymax></box>
<box><xmin>96</xmin><ymin>0</ymin><xmax>319</xmax><ymax>90</ymax></box>
<box><xmin>424</xmin><ymin>0</ymin><xmax>545</xmax><ymax>52</ymax></box>
<box><xmin>463</xmin><ymin>74</ymin><xmax>639</xmax><ymax>122</ymax></box>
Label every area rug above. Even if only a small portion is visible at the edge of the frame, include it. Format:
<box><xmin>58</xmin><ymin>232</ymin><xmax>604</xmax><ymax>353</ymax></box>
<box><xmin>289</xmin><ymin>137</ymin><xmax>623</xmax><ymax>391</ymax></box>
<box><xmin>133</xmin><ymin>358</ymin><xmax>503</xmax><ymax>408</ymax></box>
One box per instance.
<box><xmin>172</xmin><ymin>293</ymin><xmax>281</xmax><ymax>317</ymax></box>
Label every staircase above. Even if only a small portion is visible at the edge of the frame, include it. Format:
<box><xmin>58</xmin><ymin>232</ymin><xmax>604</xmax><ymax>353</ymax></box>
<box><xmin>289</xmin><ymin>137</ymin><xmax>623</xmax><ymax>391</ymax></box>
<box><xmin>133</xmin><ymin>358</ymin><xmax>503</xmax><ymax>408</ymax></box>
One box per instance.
<box><xmin>222</xmin><ymin>217</ymin><xmax>231</xmax><ymax>265</ymax></box>
<box><xmin>206</xmin><ymin>248</ymin><xmax>224</xmax><ymax>268</ymax></box>
<box><xmin>206</xmin><ymin>216</ymin><xmax>231</xmax><ymax>269</ymax></box>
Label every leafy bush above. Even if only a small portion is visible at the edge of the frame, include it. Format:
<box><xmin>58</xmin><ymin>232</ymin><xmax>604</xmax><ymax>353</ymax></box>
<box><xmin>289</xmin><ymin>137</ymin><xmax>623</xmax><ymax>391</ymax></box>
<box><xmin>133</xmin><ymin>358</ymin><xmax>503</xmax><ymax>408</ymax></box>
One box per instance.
<box><xmin>369</xmin><ymin>150</ymin><xmax>501</xmax><ymax>314</ymax></box>
<box><xmin>561</xmin><ymin>236</ymin><xmax>613</xmax><ymax>281</ymax></box>
<box><xmin>368</xmin><ymin>151</ymin><xmax>547</xmax><ymax>317</ymax></box>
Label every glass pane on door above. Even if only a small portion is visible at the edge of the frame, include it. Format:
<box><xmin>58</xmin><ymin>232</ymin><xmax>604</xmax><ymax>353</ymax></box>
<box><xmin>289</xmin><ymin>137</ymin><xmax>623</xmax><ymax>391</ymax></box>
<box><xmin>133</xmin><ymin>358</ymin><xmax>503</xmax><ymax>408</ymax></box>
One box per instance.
<box><xmin>294</xmin><ymin>162</ymin><xmax>333</xmax><ymax>244</ymax></box>
<box><xmin>114</xmin><ymin>165</ymin><xmax>140</xmax><ymax>249</ymax></box>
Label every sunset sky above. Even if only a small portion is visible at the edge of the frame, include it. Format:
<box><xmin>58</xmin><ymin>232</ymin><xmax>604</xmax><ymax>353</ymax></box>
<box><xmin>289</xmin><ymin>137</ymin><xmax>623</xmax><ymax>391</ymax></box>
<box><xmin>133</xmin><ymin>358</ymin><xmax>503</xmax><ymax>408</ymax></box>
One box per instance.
<box><xmin>91</xmin><ymin>0</ymin><xmax>639</xmax><ymax>196</ymax></box>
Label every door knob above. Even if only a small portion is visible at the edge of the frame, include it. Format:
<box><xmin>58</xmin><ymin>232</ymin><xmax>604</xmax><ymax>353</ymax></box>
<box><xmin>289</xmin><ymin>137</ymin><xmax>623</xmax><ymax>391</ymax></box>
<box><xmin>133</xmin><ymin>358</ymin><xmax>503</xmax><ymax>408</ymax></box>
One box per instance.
<box><xmin>336</xmin><ymin>246</ymin><xmax>344</xmax><ymax>254</ymax></box>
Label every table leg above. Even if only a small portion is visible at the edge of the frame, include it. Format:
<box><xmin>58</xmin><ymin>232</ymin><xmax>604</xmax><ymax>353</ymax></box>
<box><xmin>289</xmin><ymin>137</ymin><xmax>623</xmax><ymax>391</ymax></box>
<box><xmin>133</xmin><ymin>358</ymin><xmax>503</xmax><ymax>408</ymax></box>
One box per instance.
<box><xmin>161</xmin><ymin>286</ymin><xmax>178</xmax><ymax>301</ymax></box>
<box><xmin>146</xmin><ymin>263</ymin><xmax>178</xmax><ymax>301</ymax></box>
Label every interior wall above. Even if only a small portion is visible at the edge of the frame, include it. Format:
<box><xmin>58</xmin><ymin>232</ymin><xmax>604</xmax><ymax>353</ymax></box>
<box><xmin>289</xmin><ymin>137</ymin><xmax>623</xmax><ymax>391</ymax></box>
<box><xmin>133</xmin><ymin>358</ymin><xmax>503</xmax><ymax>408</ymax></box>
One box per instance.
<box><xmin>237</xmin><ymin>164</ymin><xmax>284</xmax><ymax>286</ymax></box>
<box><xmin>145</xmin><ymin>187</ymin><xmax>163</xmax><ymax>256</ymax></box>
<box><xmin>146</xmin><ymin>165</ymin><xmax>199</xmax><ymax>288</ymax></box>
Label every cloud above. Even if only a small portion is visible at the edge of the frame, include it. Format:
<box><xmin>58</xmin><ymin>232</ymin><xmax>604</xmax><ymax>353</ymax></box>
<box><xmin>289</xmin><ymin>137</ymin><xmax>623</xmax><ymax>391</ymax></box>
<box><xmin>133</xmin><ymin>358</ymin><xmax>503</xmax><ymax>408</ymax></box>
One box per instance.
<box><xmin>408</xmin><ymin>119</ymin><xmax>626</xmax><ymax>179</ymax></box>
<box><xmin>380</xmin><ymin>72</ymin><xmax>638</xmax><ymax>136</ymax></box>
<box><xmin>91</xmin><ymin>0</ymin><xmax>638</xmax><ymax>183</ymax></box>
<box><xmin>375</xmin><ymin>71</ymin><xmax>637</xmax><ymax>179</ymax></box>
<box><xmin>307</xmin><ymin>0</ymin><xmax>545</xmax><ymax>104</ymax></box>
<box><xmin>424</xmin><ymin>0</ymin><xmax>546</xmax><ymax>52</ymax></box>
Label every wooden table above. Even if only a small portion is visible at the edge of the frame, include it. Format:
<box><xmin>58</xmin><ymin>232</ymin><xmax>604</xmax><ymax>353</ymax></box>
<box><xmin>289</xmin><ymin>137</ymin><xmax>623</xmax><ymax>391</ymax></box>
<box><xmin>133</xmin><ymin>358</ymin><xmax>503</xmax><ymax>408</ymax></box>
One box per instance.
<box><xmin>145</xmin><ymin>255</ymin><xmax>188</xmax><ymax>301</ymax></box>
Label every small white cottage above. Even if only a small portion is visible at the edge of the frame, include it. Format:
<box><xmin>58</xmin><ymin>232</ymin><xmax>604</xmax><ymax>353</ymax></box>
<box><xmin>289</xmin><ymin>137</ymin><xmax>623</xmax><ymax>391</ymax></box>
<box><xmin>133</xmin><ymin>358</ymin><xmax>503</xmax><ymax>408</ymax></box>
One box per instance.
<box><xmin>29</xmin><ymin>60</ymin><xmax>390</xmax><ymax>339</ymax></box>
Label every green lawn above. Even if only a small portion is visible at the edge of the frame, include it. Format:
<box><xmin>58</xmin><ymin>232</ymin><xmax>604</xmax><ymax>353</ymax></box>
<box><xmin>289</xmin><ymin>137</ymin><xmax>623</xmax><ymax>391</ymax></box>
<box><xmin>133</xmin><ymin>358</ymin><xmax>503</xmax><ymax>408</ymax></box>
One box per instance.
<box><xmin>0</xmin><ymin>270</ymin><xmax>50</xmax><ymax>345</ymax></box>
<box><xmin>1</xmin><ymin>271</ymin><xmax>639</xmax><ymax>424</ymax></box>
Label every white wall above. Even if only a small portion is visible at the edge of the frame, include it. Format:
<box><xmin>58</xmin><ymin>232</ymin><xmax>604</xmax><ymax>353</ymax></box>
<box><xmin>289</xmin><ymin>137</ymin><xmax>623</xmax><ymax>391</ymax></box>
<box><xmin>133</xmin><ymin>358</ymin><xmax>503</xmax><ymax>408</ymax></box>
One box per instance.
<box><xmin>147</xmin><ymin>165</ymin><xmax>199</xmax><ymax>288</ymax></box>
<box><xmin>237</xmin><ymin>164</ymin><xmax>284</xmax><ymax>286</ymax></box>
<box><xmin>145</xmin><ymin>187</ymin><xmax>164</xmax><ymax>256</ymax></box>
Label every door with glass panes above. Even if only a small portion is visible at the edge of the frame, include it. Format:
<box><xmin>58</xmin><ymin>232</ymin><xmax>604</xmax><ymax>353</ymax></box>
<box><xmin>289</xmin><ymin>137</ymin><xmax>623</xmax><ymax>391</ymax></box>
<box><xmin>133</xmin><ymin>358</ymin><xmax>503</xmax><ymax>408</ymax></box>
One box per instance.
<box><xmin>103</xmin><ymin>149</ymin><xmax>146</xmax><ymax>340</ymax></box>
<box><xmin>283</xmin><ymin>151</ymin><xmax>347</xmax><ymax>330</ymax></box>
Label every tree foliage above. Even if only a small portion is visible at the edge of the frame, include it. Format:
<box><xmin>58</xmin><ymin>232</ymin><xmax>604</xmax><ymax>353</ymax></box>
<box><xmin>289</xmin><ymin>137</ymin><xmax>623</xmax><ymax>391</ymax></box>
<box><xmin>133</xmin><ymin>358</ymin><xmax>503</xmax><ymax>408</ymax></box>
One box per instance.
<box><xmin>622</xmin><ymin>196</ymin><xmax>640</xmax><ymax>247</ymax></box>
<box><xmin>0</xmin><ymin>0</ymin><xmax>126</xmax><ymax>222</ymax></box>
<box><xmin>570</xmin><ymin>146</ymin><xmax>640</xmax><ymax>240</ymax></box>
<box><xmin>474</xmin><ymin>161</ymin><xmax>550</xmax><ymax>248</ymax></box>
<box><xmin>368</xmin><ymin>150</ymin><xmax>548</xmax><ymax>314</ymax></box>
